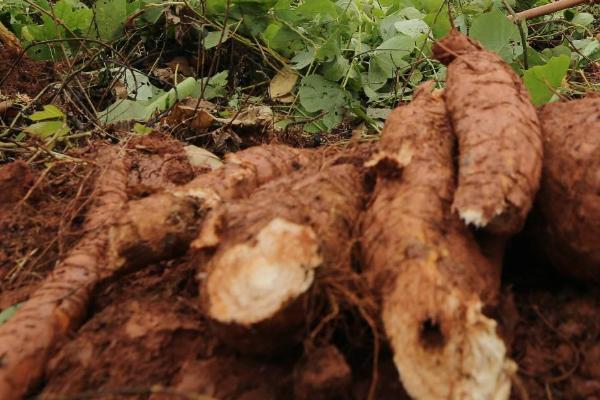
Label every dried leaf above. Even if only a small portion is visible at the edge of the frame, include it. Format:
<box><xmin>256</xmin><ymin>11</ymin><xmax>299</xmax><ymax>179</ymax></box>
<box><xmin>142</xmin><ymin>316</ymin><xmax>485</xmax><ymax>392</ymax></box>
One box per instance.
<box><xmin>269</xmin><ymin>68</ymin><xmax>299</xmax><ymax>99</ymax></box>
<box><xmin>183</xmin><ymin>145</ymin><xmax>223</xmax><ymax>170</ymax></box>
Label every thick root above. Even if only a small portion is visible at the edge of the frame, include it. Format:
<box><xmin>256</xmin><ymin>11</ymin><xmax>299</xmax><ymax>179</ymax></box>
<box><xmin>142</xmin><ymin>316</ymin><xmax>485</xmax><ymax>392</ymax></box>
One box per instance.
<box><xmin>536</xmin><ymin>96</ymin><xmax>600</xmax><ymax>284</ymax></box>
<box><xmin>196</xmin><ymin>161</ymin><xmax>366</xmax><ymax>355</ymax></box>
<box><xmin>0</xmin><ymin>146</ymin><xmax>129</xmax><ymax>400</ymax></box>
<box><xmin>108</xmin><ymin>144</ymin><xmax>317</xmax><ymax>270</ymax></box>
<box><xmin>433</xmin><ymin>30</ymin><xmax>543</xmax><ymax>234</ymax></box>
<box><xmin>361</xmin><ymin>82</ymin><xmax>516</xmax><ymax>399</ymax></box>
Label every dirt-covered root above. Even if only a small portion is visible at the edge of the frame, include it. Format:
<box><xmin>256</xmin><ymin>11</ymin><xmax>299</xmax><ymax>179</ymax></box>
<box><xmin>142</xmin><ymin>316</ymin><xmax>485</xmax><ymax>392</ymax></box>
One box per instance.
<box><xmin>360</xmin><ymin>82</ymin><xmax>515</xmax><ymax>399</ymax></box>
<box><xmin>432</xmin><ymin>30</ymin><xmax>543</xmax><ymax>234</ymax></box>
<box><xmin>125</xmin><ymin>133</ymin><xmax>208</xmax><ymax>195</ymax></box>
<box><xmin>0</xmin><ymin>146</ymin><xmax>129</xmax><ymax>400</ymax></box>
<box><xmin>293</xmin><ymin>345</ymin><xmax>352</xmax><ymax>400</ymax></box>
<box><xmin>108</xmin><ymin>144</ymin><xmax>317</xmax><ymax>271</ymax></box>
<box><xmin>536</xmin><ymin>96</ymin><xmax>600</xmax><ymax>284</ymax></box>
<box><xmin>196</xmin><ymin>161</ymin><xmax>366</xmax><ymax>355</ymax></box>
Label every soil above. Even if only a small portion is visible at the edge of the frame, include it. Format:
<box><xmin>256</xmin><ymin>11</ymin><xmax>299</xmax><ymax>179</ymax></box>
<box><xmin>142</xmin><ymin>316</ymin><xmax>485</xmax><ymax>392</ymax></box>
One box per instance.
<box><xmin>0</xmin><ymin>138</ymin><xmax>598</xmax><ymax>400</ymax></box>
<box><xmin>0</xmin><ymin>44</ymin><xmax>56</xmax><ymax>97</ymax></box>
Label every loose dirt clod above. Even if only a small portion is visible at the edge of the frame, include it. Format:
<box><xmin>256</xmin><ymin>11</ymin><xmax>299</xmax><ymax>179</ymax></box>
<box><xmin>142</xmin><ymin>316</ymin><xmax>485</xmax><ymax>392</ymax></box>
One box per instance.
<box><xmin>432</xmin><ymin>30</ymin><xmax>543</xmax><ymax>234</ymax></box>
<box><xmin>361</xmin><ymin>82</ymin><xmax>515</xmax><ymax>399</ymax></box>
<box><xmin>0</xmin><ymin>146</ymin><xmax>129</xmax><ymax>400</ymax></box>
<box><xmin>108</xmin><ymin>144</ymin><xmax>318</xmax><ymax>271</ymax></box>
<box><xmin>196</xmin><ymin>160</ymin><xmax>366</xmax><ymax>355</ymax></box>
<box><xmin>536</xmin><ymin>96</ymin><xmax>600</xmax><ymax>284</ymax></box>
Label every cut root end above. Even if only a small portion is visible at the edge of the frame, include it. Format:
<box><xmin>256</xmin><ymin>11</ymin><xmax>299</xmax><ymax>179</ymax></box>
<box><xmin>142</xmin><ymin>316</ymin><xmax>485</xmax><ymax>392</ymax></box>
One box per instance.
<box><xmin>204</xmin><ymin>218</ymin><xmax>322</xmax><ymax>326</ymax></box>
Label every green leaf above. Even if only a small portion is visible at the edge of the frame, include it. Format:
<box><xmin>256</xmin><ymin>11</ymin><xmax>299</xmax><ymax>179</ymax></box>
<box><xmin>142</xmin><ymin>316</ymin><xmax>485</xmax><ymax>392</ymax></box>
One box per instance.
<box><xmin>367</xmin><ymin>34</ymin><xmax>413</xmax><ymax>89</ymax></box>
<box><xmin>469</xmin><ymin>9</ymin><xmax>522</xmax><ymax>62</ymax></box>
<box><xmin>98</xmin><ymin>77</ymin><xmax>201</xmax><ymax>124</ymax></box>
<box><xmin>523</xmin><ymin>55</ymin><xmax>570</xmax><ymax>106</ymax></box>
<box><xmin>133</xmin><ymin>123</ymin><xmax>153</xmax><ymax>135</ymax></box>
<box><xmin>199</xmin><ymin>70</ymin><xmax>229</xmax><ymax>100</ymax></box>
<box><xmin>291</xmin><ymin>48</ymin><xmax>316</xmax><ymax>70</ymax></box>
<box><xmin>321</xmin><ymin>55</ymin><xmax>350</xmax><ymax>81</ymax></box>
<box><xmin>571</xmin><ymin>12</ymin><xmax>594</xmax><ymax>27</ymax></box>
<box><xmin>0</xmin><ymin>304</ymin><xmax>22</xmax><ymax>326</ymax></box>
<box><xmin>28</xmin><ymin>105</ymin><xmax>65</xmax><ymax>121</ymax></box>
<box><xmin>203</xmin><ymin>28</ymin><xmax>229</xmax><ymax>49</ymax></box>
<box><xmin>394</xmin><ymin>19</ymin><xmax>429</xmax><ymax>38</ymax></box>
<box><xmin>298</xmin><ymin>74</ymin><xmax>347</xmax><ymax>113</ymax></box>
<box><xmin>94</xmin><ymin>0</ymin><xmax>127</xmax><ymax>41</ymax></box>
<box><xmin>25</xmin><ymin>120</ymin><xmax>70</xmax><ymax>138</ymax></box>
<box><xmin>423</xmin><ymin>9</ymin><xmax>451</xmax><ymax>38</ymax></box>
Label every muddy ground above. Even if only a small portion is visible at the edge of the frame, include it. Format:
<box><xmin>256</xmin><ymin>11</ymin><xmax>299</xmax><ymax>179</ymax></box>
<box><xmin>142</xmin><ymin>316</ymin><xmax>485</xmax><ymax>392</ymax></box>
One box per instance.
<box><xmin>0</xmin><ymin>133</ymin><xmax>598</xmax><ymax>400</ymax></box>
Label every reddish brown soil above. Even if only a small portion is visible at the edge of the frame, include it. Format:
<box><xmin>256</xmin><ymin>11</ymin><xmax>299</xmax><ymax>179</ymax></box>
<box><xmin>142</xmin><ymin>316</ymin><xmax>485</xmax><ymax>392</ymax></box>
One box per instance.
<box><xmin>0</xmin><ymin>44</ymin><xmax>56</xmax><ymax>97</ymax></box>
<box><xmin>0</xmin><ymin>140</ymin><xmax>599</xmax><ymax>400</ymax></box>
<box><xmin>0</xmin><ymin>133</ymin><xmax>195</xmax><ymax>309</ymax></box>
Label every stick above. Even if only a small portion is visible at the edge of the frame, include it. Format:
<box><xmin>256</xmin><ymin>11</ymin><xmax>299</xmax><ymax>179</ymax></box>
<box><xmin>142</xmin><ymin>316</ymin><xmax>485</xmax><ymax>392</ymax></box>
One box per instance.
<box><xmin>512</xmin><ymin>0</ymin><xmax>597</xmax><ymax>21</ymax></box>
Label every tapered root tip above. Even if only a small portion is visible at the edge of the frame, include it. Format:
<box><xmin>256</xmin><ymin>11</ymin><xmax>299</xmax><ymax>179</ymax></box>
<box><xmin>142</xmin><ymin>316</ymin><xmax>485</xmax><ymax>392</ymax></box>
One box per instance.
<box><xmin>384</xmin><ymin>284</ymin><xmax>516</xmax><ymax>400</ymax></box>
<box><xmin>204</xmin><ymin>218</ymin><xmax>322</xmax><ymax>326</ymax></box>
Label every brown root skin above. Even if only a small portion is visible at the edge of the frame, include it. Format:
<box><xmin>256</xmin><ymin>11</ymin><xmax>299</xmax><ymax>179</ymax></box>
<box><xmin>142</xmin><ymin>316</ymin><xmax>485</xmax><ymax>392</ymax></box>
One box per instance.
<box><xmin>433</xmin><ymin>31</ymin><xmax>543</xmax><ymax>235</ymax></box>
<box><xmin>0</xmin><ymin>146</ymin><xmax>129</xmax><ymax>400</ymax></box>
<box><xmin>197</xmin><ymin>162</ymin><xmax>366</xmax><ymax>355</ymax></box>
<box><xmin>361</xmin><ymin>82</ymin><xmax>515</xmax><ymax>400</ymax></box>
<box><xmin>536</xmin><ymin>97</ymin><xmax>600</xmax><ymax>284</ymax></box>
<box><xmin>431</xmin><ymin>29</ymin><xmax>482</xmax><ymax>65</ymax></box>
<box><xmin>108</xmin><ymin>144</ymin><xmax>317</xmax><ymax>271</ymax></box>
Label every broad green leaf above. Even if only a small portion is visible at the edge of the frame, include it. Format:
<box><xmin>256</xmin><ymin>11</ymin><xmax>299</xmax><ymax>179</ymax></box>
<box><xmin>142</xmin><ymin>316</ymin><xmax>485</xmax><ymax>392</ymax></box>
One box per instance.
<box><xmin>98</xmin><ymin>77</ymin><xmax>200</xmax><ymax>123</ymax></box>
<box><xmin>262</xmin><ymin>22</ymin><xmax>303</xmax><ymax>56</ymax></box>
<box><xmin>375</xmin><ymin>35</ymin><xmax>415</xmax><ymax>66</ymax></box>
<box><xmin>573</xmin><ymin>39</ymin><xmax>600</xmax><ymax>60</ymax></box>
<box><xmin>394</xmin><ymin>19</ymin><xmax>429</xmax><ymax>38</ymax></box>
<box><xmin>94</xmin><ymin>0</ymin><xmax>127</xmax><ymax>41</ymax></box>
<box><xmin>423</xmin><ymin>9</ymin><xmax>451</xmax><ymax>38</ymax></box>
<box><xmin>470</xmin><ymin>9</ymin><xmax>521</xmax><ymax>62</ymax></box>
<box><xmin>523</xmin><ymin>55</ymin><xmax>570</xmax><ymax>106</ymax></box>
<box><xmin>367</xmin><ymin>34</ymin><xmax>413</xmax><ymax>88</ymax></box>
<box><xmin>321</xmin><ymin>55</ymin><xmax>350</xmax><ymax>81</ymax></box>
<box><xmin>25</xmin><ymin>120</ymin><xmax>70</xmax><ymax>138</ymax></box>
<box><xmin>572</xmin><ymin>12</ymin><xmax>594</xmax><ymax>27</ymax></box>
<box><xmin>291</xmin><ymin>48</ymin><xmax>316</xmax><ymax>70</ymax></box>
<box><xmin>28</xmin><ymin>105</ymin><xmax>65</xmax><ymax>121</ymax></box>
<box><xmin>298</xmin><ymin>74</ymin><xmax>348</xmax><ymax>113</ymax></box>
<box><xmin>54</xmin><ymin>0</ymin><xmax>93</xmax><ymax>33</ymax></box>
<box><xmin>203</xmin><ymin>28</ymin><xmax>230</xmax><ymax>49</ymax></box>
<box><xmin>198</xmin><ymin>70</ymin><xmax>229</xmax><ymax>100</ymax></box>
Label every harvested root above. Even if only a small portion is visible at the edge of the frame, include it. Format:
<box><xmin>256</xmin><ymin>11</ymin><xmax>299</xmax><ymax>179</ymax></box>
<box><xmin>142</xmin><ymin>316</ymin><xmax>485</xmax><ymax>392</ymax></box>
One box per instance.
<box><xmin>360</xmin><ymin>82</ymin><xmax>516</xmax><ymax>399</ymax></box>
<box><xmin>433</xmin><ymin>30</ymin><xmax>543</xmax><ymax>234</ymax></box>
<box><xmin>0</xmin><ymin>146</ymin><xmax>129</xmax><ymax>400</ymax></box>
<box><xmin>196</xmin><ymin>161</ymin><xmax>366</xmax><ymax>355</ymax></box>
<box><xmin>108</xmin><ymin>144</ymin><xmax>317</xmax><ymax>270</ymax></box>
<box><xmin>536</xmin><ymin>96</ymin><xmax>600</xmax><ymax>284</ymax></box>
